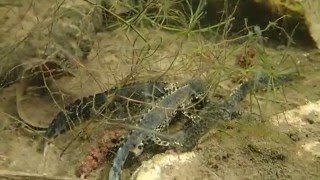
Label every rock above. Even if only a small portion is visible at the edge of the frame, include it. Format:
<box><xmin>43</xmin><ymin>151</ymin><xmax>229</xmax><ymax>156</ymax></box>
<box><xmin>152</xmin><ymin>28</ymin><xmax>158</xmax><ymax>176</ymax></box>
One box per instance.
<box><xmin>131</xmin><ymin>151</ymin><xmax>219</xmax><ymax>180</ymax></box>
<box><xmin>302</xmin><ymin>0</ymin><xmax>320</xmax><ymax>49</ymax></box>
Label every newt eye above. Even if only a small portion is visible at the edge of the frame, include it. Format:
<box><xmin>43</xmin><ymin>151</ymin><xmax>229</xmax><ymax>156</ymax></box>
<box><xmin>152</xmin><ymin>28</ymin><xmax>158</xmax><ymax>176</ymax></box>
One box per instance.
<box><xmin>137</xmin><ymin>143</ymin><xmax>144</xmax><ymax>150</ymax></box>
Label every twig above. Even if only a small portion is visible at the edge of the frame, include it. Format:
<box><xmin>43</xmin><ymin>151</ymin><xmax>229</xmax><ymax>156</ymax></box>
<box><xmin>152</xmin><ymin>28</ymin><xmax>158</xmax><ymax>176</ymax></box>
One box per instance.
<box><xmin>0</xmin><ymin>170</ymin><xmax>72</xmax><ymax>180</ymax></box>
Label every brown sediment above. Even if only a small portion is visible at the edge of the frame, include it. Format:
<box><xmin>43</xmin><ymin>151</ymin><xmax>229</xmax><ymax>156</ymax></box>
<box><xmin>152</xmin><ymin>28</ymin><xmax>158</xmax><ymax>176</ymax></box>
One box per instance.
<box><xmin>76</xmin><ymin>128</ymin><xmax>127</xmax><ymax>178</ymax></box>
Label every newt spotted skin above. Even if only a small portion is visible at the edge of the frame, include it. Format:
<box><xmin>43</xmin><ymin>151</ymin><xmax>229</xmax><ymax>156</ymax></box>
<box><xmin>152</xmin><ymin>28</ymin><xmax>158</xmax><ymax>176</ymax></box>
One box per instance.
<box><xmin>76</xmin><ymin>89</ymin><xmax>206</xmax><ymax>178</ymax></box>
<box><xmin>38</xmin><ymin>81</ymin><xmax>170</xmax><ymax>153</ymax></box>
<box><xmin>43</xmin><ymin>81</ymin><xmax>169</xmax><ymax>140</ymax></box>
<box><xmin>108</xmin><ymin>79</ymin><xmax>206</xmax><ymax>180</ymax></box>
<box><xmin>177</xmin><ymin>72</ymin><xmax>298</xmax><ymax>151</ymax></box>
<box><xmin>107</xmin><ymin>73</ymin><xmax>298</xmax><ymax>180</ymax></box>
<box><xmin>40</xmin><ymin>72</ymin><xmax>297</xmax><ymax>179</ymax></box>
